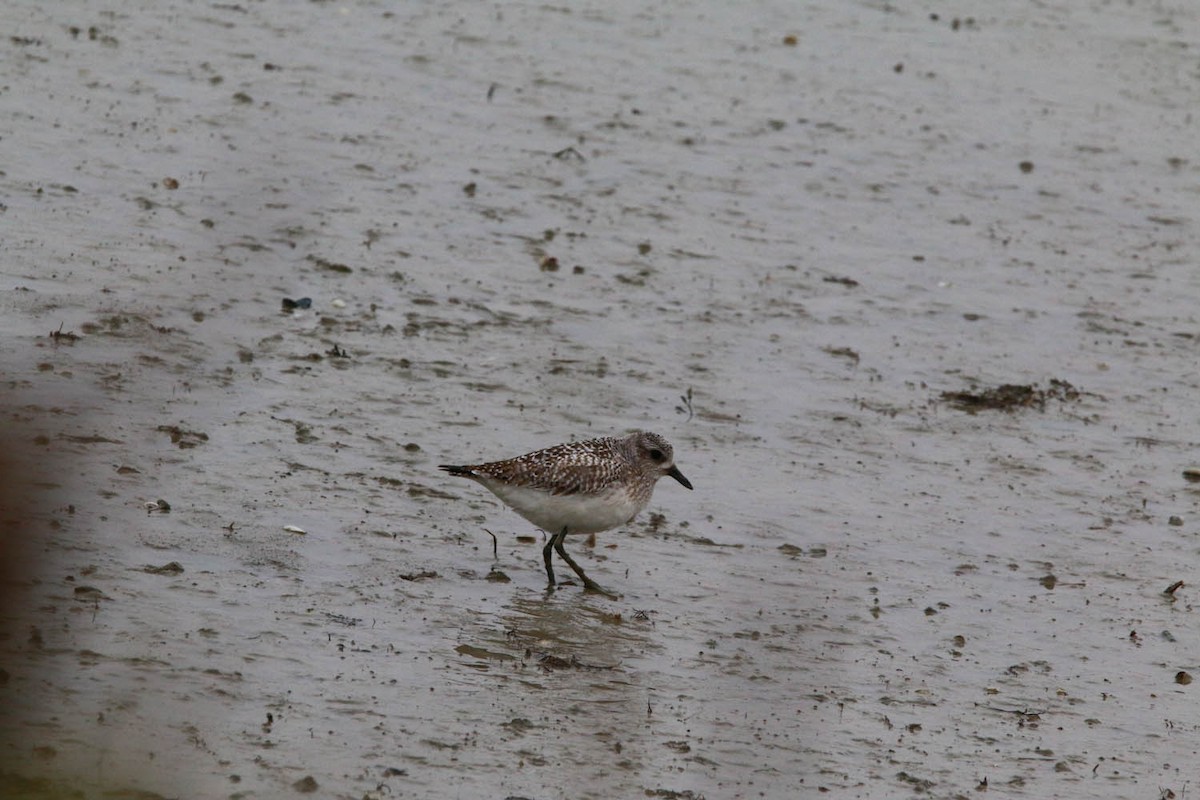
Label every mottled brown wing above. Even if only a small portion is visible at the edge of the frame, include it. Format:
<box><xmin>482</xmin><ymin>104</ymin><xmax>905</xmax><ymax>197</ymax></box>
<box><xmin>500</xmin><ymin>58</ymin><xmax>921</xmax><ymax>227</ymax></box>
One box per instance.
<box><xmin>470</xmin><ymin>438</ymin><xmax>629</xmax><ymax>496</ymax></box>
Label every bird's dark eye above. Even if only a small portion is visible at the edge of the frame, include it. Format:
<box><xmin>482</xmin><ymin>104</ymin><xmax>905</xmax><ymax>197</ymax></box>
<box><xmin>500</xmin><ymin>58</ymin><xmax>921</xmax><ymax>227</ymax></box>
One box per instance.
<box><xmin>649</xmin><ymin>448</ymin><xmax>665</xmax><ymax>463</ymax></box>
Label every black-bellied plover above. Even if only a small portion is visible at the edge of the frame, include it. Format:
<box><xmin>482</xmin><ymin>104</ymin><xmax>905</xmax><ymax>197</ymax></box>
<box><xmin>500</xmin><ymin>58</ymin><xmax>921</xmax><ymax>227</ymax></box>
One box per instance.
<box><xmin>439</xmin><ymin>431</ymin><xmax>693</xmax><ymax>595</ymax></box>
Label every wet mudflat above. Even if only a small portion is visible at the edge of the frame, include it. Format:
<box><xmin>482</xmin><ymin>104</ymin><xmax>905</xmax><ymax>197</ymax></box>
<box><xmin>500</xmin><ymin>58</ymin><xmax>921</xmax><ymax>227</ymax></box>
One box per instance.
<box><xmin>2</xmin><ymin>1</ymin><xmax>1199</xmax><ymax>798</ymax></box>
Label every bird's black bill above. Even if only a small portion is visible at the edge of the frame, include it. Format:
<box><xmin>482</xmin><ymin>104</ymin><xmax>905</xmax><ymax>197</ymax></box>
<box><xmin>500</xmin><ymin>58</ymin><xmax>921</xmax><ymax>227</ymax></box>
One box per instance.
<box><xmin>667</xmin><ymin>465</ymin><xmax>693</xmax><ymax>490</ymax></box>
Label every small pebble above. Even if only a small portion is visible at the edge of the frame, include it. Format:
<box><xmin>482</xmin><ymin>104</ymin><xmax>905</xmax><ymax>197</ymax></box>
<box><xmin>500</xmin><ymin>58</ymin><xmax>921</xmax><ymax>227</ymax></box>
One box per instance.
<box><xmin>283</xmin><ymin>525</ymin><xmax>307</xmax><ymax>535</ymax></box>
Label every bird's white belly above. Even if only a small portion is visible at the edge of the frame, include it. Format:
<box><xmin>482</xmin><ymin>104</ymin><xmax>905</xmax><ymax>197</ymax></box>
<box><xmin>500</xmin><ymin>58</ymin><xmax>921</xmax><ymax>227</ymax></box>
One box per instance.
<box><xmin>490</xmin><ymin>483</ymin><xmax>646</xmax><ymax>535</ymax></box>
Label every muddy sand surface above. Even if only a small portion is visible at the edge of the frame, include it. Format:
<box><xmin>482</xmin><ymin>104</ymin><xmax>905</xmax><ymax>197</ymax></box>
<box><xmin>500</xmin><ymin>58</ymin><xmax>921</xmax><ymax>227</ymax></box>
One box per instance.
<box><xmin>2</xmin><ymin>1</ymin><xmax>1199</xmax><ymax>798</ymax></box>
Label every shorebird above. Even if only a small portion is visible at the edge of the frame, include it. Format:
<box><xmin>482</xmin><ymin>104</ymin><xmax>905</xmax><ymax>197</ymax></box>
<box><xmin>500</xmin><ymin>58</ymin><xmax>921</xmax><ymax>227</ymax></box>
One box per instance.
<box><xmin>439</xmin><ymin>431</ymin><xmax>692</xmax><ymax>594</ymax></box>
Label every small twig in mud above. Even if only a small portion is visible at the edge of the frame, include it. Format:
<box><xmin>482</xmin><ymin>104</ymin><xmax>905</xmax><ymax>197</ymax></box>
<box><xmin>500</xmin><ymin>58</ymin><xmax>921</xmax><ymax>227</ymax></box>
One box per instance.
<box><xmin>552</xmin><ymin>146</ymin><xmax>585</xmax><ymax>161</ymax></box>
<box><xmin>823</xmin><ymin>345</ymin><xmax>860</xmax><ymax>364</ymax></box>
<box><xmin>984</xmin><ymin>705</ymin><xmax>1045</xmax><ymax>725</ymax></box>
<box><xmin>675</xmin><ymin>387</ymin><xmax>694</xmax><ymax>421</ymax></box>
<box><xmin>1165</xmin><ymin>580</ymin><xmax>1184</xmax><ymax>598</ymax></box>
<box><xmin>483</xmin><ymin>528</ymin><xmax>498</xmax><ymax>559</ymax></box>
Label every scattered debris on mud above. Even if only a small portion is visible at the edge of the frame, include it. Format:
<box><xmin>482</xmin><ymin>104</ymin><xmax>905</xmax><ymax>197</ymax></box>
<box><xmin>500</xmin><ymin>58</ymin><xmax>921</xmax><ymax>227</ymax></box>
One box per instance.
<box><xmin>537</xmin><ymin>653</ymin><xmax>616</xmax><ymax>673</ymax></box>
<box><xmin>399</xmin><ymin>569</ymin><xmax>439</xmax><ymax>582</ymax></box>
<box><xmin>142</xmin><ymin>561</ymin><xmax>184</xmax><ymax>575</ymax></box>
<box><xmin>156</xmin><ymin>425</ymin><xmax>209</xmax><ymax>448</ymax></box>
<box><xmin>48</xmin><ymin>323</ymin><xmax>80</xmax><ymax>344</ymax></box>
<box><xmin>940</xmin><ymin>379</ymin><xmax>1082</xmax><ymax>413</ymax></box>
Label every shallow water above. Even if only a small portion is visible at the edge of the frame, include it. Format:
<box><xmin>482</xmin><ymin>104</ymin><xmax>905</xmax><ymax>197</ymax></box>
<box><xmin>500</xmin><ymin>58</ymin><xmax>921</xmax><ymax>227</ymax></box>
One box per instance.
<box><xmin>2</xmin><ymin>0</ymin><xmax>1199</xmax><ymax>798</ymax></box>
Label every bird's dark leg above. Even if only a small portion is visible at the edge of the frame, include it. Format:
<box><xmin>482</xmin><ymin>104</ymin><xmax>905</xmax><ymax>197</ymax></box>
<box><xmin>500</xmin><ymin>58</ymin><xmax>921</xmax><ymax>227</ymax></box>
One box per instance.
<box><xmin>552</xmin><ymin>526</ymin><xmax>617</xmax><ymax>597</ymax></box>
<box><xmin>542</xmin><ymin>532</ymin><xmax>557</xmax><ymax>588</ymax></box>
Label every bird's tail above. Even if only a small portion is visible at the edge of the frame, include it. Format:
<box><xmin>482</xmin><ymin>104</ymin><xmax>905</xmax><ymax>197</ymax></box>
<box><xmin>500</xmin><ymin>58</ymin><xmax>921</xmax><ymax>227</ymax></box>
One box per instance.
<box><xmin>438</xmin><ymin>464</ymin><xmax>475</xmax><ymax>478</ymax></box>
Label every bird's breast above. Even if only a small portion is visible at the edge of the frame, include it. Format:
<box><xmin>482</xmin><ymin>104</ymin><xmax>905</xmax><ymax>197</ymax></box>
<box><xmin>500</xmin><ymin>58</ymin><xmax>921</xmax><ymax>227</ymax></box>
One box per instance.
<box><xmin>486</xmin><ymin>481</ymin><xmax>649</xmax><ymax>535</ymax></box>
